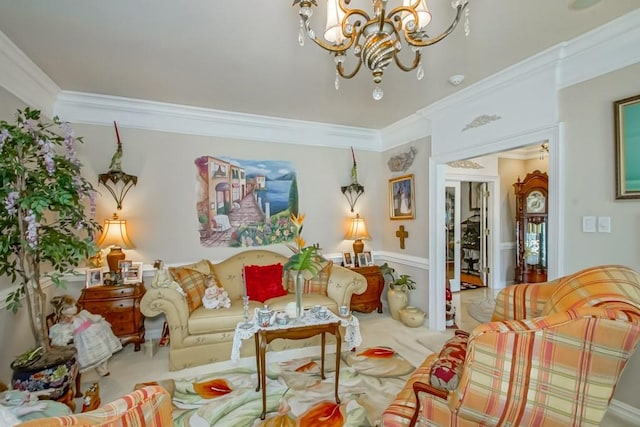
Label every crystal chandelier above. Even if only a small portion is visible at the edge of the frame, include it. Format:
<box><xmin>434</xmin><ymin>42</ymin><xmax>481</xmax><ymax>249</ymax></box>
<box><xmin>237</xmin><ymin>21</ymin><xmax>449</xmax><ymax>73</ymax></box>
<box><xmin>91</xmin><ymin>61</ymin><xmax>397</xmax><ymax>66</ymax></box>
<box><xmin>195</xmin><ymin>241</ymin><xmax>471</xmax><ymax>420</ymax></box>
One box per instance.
<box><xmin>293</xmin><ymin>0</ymin><xmax>470</xmax><ymax>100</ymax></box>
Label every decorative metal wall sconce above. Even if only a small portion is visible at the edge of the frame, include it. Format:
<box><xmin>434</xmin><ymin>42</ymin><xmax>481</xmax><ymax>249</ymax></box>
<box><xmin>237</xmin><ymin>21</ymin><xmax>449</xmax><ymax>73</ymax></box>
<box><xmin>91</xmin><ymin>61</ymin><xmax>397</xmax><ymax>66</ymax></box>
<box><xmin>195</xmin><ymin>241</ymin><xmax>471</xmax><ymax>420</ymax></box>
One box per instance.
<box><xmin>341</xmin><ymin>147</ymin><xmax>364</xmax><ymax>212</ymax></box>
<box><xmin>98</xmin><ymin>122</ymin><xmax>138</xmax><ymax>210</ymax></box>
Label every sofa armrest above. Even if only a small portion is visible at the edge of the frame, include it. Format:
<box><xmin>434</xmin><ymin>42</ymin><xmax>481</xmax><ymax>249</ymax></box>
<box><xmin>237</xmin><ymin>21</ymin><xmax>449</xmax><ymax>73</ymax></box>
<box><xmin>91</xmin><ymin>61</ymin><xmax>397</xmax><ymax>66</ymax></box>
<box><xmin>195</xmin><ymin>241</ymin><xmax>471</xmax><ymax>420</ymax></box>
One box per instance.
<box><xmin>491</xmin><ymin>278</ymin><xmax>560</xmax><ymax>321</ymax></box>
<box><xmin>327</xmin><ymin>265</ymin><xmax>367</xmax><ymax>308</ymax></box>
<box><xmin>140</xmin><ymin>286</ymin><xmax>190</xmax><ymax>348</ymax></box>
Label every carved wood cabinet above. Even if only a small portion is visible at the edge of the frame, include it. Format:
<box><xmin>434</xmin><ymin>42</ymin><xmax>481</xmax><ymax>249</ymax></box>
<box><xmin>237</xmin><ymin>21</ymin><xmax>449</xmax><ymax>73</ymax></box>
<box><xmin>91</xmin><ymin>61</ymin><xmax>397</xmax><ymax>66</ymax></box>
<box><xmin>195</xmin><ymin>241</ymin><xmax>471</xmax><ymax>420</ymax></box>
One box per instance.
<box><xmin>349</xmin><ymin>265</ymin><xmax>384</xmax><ymax>313</ymax></box>
<box><xmin>78</xmin><ymin>283</ymin><xmax>146</xmax><ymax>351</ymax></box>
<box><xmin>514</xmin><ymin>170</ymin><xmax>548</xmax><ymax>284</ymax></box>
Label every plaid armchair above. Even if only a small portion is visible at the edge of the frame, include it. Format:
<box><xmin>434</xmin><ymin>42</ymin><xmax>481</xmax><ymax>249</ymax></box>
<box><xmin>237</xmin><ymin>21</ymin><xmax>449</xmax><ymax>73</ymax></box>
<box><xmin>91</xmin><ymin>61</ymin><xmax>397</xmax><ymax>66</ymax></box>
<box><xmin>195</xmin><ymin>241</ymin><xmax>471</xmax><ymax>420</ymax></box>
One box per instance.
<box><xmin>17</xmin><ymin>385</ymin><xmax>172</xmax><ymax>426</ymax></box>
<box><xmin>382</xmin><ymin>265</ymin><xmax>640</xmax><ymax>427</ymax></box>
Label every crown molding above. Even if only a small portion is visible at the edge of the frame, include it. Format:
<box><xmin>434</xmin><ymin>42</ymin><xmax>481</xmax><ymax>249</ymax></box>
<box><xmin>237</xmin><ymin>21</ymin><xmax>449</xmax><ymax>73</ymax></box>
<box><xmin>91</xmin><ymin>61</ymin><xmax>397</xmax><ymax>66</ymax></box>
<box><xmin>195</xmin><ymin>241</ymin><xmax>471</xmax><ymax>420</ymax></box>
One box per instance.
<box><xmin>0</xmin><ymin>30</ymin><xmax>60</xmax><ymax>117</ymax></box>
<box><xmin>383</xmin><ymin>9</ymin><xmax>640</xmax><ymax>145</ymax></box>
<box><xmin>380</xmin><ymin>113</ymin><xmax>431</xmax><ymax>150</ymax></box>
<box><xmin>54</xmin><ymin>91</ymin><xmax>382</xmax><ymax>152</ymax></box>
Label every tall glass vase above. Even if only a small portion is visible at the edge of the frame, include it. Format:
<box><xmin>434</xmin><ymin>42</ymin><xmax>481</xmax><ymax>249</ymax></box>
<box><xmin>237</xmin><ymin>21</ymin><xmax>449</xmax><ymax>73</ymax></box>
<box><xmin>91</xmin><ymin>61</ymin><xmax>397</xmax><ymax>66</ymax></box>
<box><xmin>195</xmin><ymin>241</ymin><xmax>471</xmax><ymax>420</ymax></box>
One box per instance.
<box><xmin>295</xmin><ymin>274</ymin><xmax>303</xmax><ymax>321</ymax></box>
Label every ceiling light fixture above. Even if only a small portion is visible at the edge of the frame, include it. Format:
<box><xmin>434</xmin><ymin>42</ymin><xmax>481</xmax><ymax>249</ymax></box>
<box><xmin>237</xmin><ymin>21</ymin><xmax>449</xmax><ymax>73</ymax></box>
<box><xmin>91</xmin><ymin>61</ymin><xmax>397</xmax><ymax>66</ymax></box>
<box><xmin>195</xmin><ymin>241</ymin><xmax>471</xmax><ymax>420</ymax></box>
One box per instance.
<box><xmin>293</xmin><ymin>0</ymin><xmax>470</xmax><ymax>100</ymax></box>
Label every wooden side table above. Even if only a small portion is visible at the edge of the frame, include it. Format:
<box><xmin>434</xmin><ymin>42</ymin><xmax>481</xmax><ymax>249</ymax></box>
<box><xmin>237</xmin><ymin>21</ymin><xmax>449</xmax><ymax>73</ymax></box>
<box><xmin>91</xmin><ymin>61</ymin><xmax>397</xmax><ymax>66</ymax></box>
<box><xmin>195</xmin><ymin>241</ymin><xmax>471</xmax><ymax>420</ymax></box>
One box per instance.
<box><xmin>349</xmin><ymin>265</ymin><xmax>384</xmax><ymax>313</ymax></box>
<box><xmin>78</xmin><ymin>283</ymin><xmax>146</xmax><ymax>351</ymax></box>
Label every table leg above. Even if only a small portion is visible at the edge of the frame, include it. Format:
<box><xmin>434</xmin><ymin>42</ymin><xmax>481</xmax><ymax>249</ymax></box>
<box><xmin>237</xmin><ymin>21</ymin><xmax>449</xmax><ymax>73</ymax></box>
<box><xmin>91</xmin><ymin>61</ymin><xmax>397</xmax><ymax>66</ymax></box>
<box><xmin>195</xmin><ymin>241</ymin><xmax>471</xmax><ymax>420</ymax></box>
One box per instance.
<box><xmin>259</xmin><ymin>331</ymin><xmax>267</xmax><ymax>420</ymax></box>
<box><xmin>321</xmin><ymin>332</ymin><xmax>326</xmax><ymax>380</ymax></box>
<box><xmin>254</xmin><ymin>333</ymin><xmax>261</xmax><ymax>392</ymax></box>
<box><xmin>335</xmin><ymin>325</ymin><xmax>341</xmax><ymax>404</ymax></box>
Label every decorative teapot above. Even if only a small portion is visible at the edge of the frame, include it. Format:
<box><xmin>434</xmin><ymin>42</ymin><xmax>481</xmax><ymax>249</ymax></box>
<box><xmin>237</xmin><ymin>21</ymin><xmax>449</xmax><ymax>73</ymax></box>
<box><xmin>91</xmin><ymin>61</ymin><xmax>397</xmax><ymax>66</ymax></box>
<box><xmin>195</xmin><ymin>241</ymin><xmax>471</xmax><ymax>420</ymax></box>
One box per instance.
<box><xmin>257</xmin><ymin>305</ymin><xmax>276</xmax><ymax>327</ymax></box>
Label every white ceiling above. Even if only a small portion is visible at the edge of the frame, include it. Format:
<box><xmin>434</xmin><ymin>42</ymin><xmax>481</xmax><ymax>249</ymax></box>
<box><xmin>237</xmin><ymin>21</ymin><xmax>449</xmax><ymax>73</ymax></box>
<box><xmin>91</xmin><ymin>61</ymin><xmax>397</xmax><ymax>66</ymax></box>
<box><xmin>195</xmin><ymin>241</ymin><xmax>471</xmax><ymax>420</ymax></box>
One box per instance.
<box><xmin>0</xmin><ymin>1</ymin><xmax>638</xmax><ymax>129</ymax></box>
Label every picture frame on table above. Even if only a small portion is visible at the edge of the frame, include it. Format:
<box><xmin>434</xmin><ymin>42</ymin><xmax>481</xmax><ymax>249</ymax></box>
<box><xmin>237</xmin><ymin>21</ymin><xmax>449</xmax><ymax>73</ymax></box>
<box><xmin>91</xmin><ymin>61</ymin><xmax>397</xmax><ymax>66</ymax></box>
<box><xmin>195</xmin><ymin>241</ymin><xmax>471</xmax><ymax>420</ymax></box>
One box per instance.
<box><xmin>389</xmin><ymin>174</ymin><xmax>415</xmax><ymax>220</ymax></box>
<box><xmin>363</xmin><ymin>250</ymin><xmax>374</xmax><ymax>266</ymax></box>
<box><xmin>118</xmin><ymin>259</ymin><xmax>133</xmax><ymax>273</ymax></box>
<box><xmin>342</xmin><ymin>251</ymin><xmax>354</xmax><ymax>268</ymax></box>
<box><xmin>85</xmin><ymin>268</ymin><xmax>103</xmax><ymax>288</ymax></box>
<box><xmin>614</xmin><ymin>94</ymin><xmax>640</xmax><ymax>199</ymax></box>
<box><xmin>124</xmin><ymin>261</ymin><xmax>143</xmax><ymax>284</ymax></box>
<box><xmin>357</xmin><ymin>253</ymin><xmax>368</xmax><ymax>268</ymax></box>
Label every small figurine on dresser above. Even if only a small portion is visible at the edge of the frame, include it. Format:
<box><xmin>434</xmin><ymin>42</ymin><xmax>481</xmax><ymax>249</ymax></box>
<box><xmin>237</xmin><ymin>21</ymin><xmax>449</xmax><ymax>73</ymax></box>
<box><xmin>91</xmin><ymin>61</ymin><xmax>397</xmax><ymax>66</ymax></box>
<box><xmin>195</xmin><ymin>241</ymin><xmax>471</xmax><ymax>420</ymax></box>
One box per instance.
<box><xmin>49</xmin><ymin>295</ymin><xmax>123</xmax><ymax>376</ymax></box>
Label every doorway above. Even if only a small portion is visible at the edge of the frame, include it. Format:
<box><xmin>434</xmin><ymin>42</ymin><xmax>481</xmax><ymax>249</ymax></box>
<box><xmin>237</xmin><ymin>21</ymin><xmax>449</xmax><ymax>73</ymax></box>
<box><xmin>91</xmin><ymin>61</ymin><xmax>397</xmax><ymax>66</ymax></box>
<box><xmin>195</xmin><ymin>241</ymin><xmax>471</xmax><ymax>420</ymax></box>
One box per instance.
<box><xmin>446</xmin><ymin>178</ymin><xmax>494</xmax><ymax>293</ymax></box>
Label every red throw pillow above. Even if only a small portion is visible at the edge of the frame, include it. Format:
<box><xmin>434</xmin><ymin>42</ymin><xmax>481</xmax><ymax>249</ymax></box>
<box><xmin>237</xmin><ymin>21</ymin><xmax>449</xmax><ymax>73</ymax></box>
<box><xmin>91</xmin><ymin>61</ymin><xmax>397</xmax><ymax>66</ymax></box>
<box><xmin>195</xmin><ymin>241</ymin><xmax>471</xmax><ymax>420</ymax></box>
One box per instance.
<box><xmin>430</xmin><ymin>330</ymin><xmax>469</xmax><ymax>391</ymax></box>
<box><xmin>244</xmin><ymin>264</ymin><xmax>287</xmax><ymax>303</ymax></box>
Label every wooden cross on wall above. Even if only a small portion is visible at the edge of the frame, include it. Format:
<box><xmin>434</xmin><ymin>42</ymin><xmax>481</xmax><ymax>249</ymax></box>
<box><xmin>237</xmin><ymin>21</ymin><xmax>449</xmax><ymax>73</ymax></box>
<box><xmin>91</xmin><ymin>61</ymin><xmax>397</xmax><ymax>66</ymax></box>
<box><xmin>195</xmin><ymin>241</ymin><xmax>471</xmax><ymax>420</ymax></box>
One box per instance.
<box><xmin>395</xmin><ymin>225</ymin><xmax>409</xmax><ymax>249</ymax></box>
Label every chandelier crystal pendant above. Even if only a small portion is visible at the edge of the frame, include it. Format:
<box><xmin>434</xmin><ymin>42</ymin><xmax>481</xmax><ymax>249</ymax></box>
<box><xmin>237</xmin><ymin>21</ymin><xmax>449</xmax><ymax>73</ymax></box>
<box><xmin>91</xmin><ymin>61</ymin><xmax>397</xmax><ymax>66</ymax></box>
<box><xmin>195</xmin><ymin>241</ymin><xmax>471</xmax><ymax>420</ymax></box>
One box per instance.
<box><xmin>293</xmin><ymin>0</ymin><xmax>470</xmax><ymax>100</ymax></box>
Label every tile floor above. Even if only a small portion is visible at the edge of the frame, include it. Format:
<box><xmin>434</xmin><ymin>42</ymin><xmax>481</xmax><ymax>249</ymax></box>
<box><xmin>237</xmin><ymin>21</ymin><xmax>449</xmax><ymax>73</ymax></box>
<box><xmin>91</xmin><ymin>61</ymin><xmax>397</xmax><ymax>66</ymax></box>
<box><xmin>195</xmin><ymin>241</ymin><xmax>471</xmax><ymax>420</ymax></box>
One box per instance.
<box><xmin>76</xmin><ymin>288</ymin><xmax>633</xmax><ymax>426</ymax></box>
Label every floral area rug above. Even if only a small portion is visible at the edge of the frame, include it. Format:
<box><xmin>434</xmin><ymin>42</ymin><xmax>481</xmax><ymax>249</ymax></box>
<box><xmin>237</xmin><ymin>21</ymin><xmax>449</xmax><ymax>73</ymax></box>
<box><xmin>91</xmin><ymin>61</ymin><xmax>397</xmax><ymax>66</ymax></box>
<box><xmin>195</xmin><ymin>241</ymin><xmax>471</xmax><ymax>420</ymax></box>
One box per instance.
<box><xmin>163</xmin><ymin>347</ymin><xmax>414</xmax><ymax>426</ymax></box>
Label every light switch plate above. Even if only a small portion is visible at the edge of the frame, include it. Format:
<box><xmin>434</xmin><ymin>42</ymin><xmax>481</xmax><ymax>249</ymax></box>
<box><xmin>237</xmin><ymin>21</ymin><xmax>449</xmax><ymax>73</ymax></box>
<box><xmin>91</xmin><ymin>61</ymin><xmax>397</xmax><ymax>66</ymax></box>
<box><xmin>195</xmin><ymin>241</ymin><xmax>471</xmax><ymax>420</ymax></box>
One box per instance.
<box><xmin>582</xmin><ymin>216</ymin><xmax>596</xmax><ymax>233</ymax></box>
<box><xmin>598</xmin><ymin>216</ymin><xmax>611</xmax><ymax>233</ymax></box>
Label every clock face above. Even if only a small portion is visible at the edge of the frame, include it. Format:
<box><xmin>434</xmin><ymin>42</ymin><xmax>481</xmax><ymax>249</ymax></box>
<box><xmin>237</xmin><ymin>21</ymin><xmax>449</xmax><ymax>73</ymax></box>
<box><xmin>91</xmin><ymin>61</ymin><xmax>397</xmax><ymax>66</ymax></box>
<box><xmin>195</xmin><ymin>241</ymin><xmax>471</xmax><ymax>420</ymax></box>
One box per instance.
<box><xmin>526</xmin><ymin>190</ymin><xmax>546</xmax><ymax>213</ymax></box>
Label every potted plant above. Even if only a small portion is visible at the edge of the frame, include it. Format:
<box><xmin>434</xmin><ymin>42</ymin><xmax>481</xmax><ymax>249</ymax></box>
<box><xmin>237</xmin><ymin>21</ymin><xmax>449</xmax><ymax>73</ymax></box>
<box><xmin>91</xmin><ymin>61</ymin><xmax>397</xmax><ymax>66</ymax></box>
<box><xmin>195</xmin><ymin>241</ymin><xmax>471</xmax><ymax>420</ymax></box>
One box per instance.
<box><xmin>283</xmin><ymin>213</ymin><xmax>322</xmax><ymax>320</ymax></box>
<box><xmin>380</xmin><ymin>263</ymin><xmax>416</xmax><ymax>320</ymax></box>
<box><xmin>0</xmin><ymin>108</ymin><xmax>100</xmax><ymax>396</ymax></box>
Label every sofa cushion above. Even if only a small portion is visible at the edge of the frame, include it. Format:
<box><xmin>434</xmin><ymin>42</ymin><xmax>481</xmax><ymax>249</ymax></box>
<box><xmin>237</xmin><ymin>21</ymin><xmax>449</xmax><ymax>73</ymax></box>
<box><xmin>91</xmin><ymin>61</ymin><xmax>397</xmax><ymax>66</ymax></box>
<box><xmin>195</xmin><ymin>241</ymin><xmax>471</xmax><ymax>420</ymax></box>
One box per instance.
<box><xmin>244</xmin><ymin>263</ymin><xmax>288</xmax><ymax>303</ymax></box>
<box><xmin>286</xmin><ymin>260</ymin><xmax>333</xmax><ymax>296</ymax></box>
<box><xmin>169</xmin><ymin>267</ymin><xmax>209</xmax><ymax>313</ymax></box>
<box><xmin>430</xmin><ymin>330</ymin><xmax>469</xmax><ymax>391</ymax></box>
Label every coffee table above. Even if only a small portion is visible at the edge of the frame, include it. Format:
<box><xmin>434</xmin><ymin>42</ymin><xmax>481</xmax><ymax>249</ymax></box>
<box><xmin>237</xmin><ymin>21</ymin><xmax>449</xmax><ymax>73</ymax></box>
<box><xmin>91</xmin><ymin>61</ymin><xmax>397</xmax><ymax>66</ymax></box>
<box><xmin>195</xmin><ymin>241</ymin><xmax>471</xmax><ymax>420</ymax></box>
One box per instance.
<box><xmin>254</xmin><ymin>319</ymin><xmax>342</xmax><ymax>420</ymax></box>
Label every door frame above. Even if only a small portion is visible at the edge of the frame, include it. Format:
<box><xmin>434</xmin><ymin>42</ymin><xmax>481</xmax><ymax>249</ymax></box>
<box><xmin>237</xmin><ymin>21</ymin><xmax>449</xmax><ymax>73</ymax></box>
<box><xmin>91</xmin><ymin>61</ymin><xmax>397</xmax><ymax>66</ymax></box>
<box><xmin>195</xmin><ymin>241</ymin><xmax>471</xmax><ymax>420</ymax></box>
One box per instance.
<box><xmin>445</xmin><ymin>181</ymin><xmax>462</xmax><ymax>292</ymax></box>
<box><xmin>428</xmin><ymin>124</ymin><xmax>564</xmax><ymax>331</ymax></box>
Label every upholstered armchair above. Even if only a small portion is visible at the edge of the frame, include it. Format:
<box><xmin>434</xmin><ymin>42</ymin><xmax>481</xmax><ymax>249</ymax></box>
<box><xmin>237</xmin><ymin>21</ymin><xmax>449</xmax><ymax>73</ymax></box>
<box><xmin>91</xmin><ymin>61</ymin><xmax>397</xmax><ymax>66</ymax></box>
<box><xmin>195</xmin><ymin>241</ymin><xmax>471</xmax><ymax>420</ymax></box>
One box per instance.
<box><xmin>383</xmin><ymin>265</ymin><xmax>640</xmax><ymax>427</ymax></box>
<box><xmin>17</xmin><ymin>385</ymin><xmax>172</xmax><ymax>426</ymax></box>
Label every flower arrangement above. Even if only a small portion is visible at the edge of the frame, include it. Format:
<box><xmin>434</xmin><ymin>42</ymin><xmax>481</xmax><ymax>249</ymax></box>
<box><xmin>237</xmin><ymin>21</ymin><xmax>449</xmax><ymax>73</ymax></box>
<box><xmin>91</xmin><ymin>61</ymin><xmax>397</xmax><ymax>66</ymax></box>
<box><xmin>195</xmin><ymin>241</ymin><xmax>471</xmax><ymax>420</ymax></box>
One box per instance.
<box><xmin>283</xmin><ymin>213</ymin><xmax>322</xmax><ymax>318</ymax></box>
<box><xmin>0</xmin><ymin>108</ymin><xmax>100</xmax><ymax>368</ymax></box>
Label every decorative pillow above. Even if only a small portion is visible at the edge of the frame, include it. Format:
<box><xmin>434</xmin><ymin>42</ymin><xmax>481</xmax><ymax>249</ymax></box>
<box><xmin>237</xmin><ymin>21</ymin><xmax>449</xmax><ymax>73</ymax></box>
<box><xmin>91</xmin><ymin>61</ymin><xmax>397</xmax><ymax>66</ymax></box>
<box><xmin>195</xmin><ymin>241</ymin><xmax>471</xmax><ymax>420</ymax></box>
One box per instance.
<box><xmin>286</xmin><ymin>260</ymin><xmax>333</xmax><ymax>296</ymax></box>
<box><xmin>202</xmin><ymin>285</ymin><xmax>231</xmax><ymax>310</ymax></box>
<box><xmin>168</xmin><ymin>267</ymin><xmax>208</xmax><ymax>313</ymax></box>
<box><xmin>244</xmin><ymin>263</ymin><xmax>287</xmax><ymax>303</ymax></box>
<box><xmin>430</xmin><ymin>330</ymin><xmax>469</xmax><ymax>391</ymax></box>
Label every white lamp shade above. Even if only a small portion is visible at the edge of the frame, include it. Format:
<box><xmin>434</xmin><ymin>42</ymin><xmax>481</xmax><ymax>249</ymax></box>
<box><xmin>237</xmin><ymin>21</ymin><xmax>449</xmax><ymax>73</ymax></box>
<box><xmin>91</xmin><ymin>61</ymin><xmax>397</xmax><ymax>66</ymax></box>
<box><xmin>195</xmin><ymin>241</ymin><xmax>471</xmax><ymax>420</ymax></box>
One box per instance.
<box><xmin>96</xmin><ymin>215</ymin><xmax>135</xmax><ymax>249</ymax></box>
<box><xmin>324</xmin><ymin>0</ymin><xmax>346</xmax><ymax>44</ymax></box>
<box><xmin>402</xmin><ymin>0</ymin><xmax>432</xmax><ymax>29</ymax></box>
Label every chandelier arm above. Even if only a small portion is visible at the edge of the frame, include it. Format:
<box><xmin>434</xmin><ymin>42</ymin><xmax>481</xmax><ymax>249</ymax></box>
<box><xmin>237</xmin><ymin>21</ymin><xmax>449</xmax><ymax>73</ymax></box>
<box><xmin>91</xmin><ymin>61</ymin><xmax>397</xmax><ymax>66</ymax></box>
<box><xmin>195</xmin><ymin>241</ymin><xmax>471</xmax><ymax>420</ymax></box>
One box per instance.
<box><xmin>393</xmin><ymin>49</ymin><xmax>421</xmax><ymax>72</ymax></box>
<box><xmin>337</xmin><ymin>56</ymin><xmax>364</xmax><ymax>80</ymax></box>
<box><xmin>404</xmin><ymin>3</ymin><xmax>468</xmax><ymax>48</ymax></box>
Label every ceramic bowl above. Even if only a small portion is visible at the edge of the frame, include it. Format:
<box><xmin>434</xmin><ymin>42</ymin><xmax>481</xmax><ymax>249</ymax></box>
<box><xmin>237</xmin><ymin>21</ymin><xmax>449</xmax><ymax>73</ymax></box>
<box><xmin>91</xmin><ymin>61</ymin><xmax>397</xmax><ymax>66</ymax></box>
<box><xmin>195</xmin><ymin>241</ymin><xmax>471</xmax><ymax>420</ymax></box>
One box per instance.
<box><xmin>399</xmin><ymin>306</ymin><xmax>426</xmax><ymax>328</ymax></box>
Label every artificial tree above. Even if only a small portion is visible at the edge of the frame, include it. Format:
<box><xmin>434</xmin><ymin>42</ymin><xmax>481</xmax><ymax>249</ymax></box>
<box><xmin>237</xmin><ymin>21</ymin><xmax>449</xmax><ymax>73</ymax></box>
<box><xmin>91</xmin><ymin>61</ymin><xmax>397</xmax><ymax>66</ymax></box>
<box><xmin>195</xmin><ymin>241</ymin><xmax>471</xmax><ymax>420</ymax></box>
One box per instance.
<box><xmin>0</xmin><ymin>108</ymin><xmax>100</xmax><ymax>368</ymax></box>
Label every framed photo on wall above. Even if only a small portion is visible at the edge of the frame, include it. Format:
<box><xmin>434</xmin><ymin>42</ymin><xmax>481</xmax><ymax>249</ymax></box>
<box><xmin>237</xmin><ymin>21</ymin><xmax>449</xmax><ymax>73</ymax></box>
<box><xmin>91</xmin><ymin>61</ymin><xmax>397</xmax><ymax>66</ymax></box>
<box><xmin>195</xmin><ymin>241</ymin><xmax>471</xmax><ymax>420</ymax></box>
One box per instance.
<box><xmin>342</xmin><ymin>251</ymin><xmax>354</xmax><ymax>267</ymax></box>
<box><xmin>614</xmin><ymin>94</ymin><xmax>640</xmax><ymax>199</ymax></box>
<box><xmin>389</xmin><ymin>174</ymin><xmax>415</xmax><ymax>220</ymax></box>
<box><xmin>85</xmin><ymin>268</ymin><xmax>103</xmax><ymax>288</ymax></box>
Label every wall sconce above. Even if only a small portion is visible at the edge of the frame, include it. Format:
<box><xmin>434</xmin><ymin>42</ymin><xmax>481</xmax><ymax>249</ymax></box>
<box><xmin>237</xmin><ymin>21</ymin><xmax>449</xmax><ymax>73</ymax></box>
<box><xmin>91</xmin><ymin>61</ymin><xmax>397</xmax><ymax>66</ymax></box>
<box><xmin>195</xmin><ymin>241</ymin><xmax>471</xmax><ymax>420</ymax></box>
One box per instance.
<box><xmin>96</xmin><ymin>213</ymin><xmax>135</xmax><ymax>272</ymax></box>
<box><xmin>539</xmin><ymin>142</ymin><xmax>549</xmax><ymax>160</ymax></box>
<box><xmin>341</xmin><ymin>147</ymin><xmax>364</xmax><ymax>212</ymax></box>
<box><xmin>98</xmin><ymin>121</ymin><xmax>138</xmax><ymax>210</ymax></box>
<box><xmin>344</xmin><ymin>214</ymin><xmax>371</xmax><ymax>266</ymax></box>
<box><xmin>341</xmin><ymin>183</ymin><xmax>364</xmax><ymax>213</ymax></box>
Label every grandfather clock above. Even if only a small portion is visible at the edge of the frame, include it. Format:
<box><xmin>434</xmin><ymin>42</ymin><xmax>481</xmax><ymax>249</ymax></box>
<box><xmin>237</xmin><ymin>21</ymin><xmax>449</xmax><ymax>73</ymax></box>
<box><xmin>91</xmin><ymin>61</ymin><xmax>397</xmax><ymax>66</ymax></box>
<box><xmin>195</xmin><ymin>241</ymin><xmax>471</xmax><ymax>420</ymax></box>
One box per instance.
<box><xmin>514</xmin><ymin>170</ymin><xmax>548</xmax><ymax>284</ymax></box>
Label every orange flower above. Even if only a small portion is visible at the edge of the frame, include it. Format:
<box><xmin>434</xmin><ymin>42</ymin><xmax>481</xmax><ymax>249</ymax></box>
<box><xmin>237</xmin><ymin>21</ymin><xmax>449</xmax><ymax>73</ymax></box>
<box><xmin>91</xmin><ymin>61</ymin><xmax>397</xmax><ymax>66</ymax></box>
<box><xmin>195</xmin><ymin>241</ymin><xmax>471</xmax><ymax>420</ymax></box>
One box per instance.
<box><xmin>290</xmin><ymin>212</ymin><xmax>305</xmax><ymax>229</ymax></box>
<box><xmin>192</xmin><ymin>378</ymin><xmax>232</xmax><ymax>399</ymax></box>
<box><xmin>357</xmin><ymin>347</ymin><xmax>396</xmax><ymax>358</ymax></box>
<box><xmin>298</xmin><ymin>401</ymin><xmax>344</xmax><ymax>427</ymax></box>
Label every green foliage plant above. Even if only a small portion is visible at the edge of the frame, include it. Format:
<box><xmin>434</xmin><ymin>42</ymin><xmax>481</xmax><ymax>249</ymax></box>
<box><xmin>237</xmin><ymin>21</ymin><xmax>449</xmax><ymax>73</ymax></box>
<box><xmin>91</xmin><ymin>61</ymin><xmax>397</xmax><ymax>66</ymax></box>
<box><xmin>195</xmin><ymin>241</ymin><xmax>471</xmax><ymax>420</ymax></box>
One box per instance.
<box><xmin>0</xmin><ymin>108</ymin><xmax>100</xmax><ymax>366</ymax></box>
<box><xmin>380</xmin><ymin>262</ymin><xmax>416</xmax><ymax>292</ymax></box>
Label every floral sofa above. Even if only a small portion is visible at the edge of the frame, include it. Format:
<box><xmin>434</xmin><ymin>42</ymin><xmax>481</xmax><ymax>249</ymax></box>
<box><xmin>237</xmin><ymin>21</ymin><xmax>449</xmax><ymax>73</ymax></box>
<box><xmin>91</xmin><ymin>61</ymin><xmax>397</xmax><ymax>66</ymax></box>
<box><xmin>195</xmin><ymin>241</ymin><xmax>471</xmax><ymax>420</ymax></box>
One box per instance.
<box><xmin>140</xmin><ymin>249</ymin><xmax>367</xmax><ymax>370</ymax></box>
<box><xmin>382</xmin><ymin>264</ymin><xmax>640</xmax><ymax>427</ymax></box>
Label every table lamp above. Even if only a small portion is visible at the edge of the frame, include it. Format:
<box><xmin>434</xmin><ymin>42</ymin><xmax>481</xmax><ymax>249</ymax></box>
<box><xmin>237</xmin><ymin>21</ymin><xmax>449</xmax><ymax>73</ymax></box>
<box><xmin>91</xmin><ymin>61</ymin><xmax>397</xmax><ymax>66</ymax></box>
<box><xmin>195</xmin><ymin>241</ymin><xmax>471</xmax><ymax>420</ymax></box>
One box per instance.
<box><xmin>96</xmin><ymin>213</ymin><xmax>135</xmax><ymax>272</ymax></box>
<box><xmin>344</xmin><ymin>213</ymin><xmax>371</xmax><ymax>266</ymax></box>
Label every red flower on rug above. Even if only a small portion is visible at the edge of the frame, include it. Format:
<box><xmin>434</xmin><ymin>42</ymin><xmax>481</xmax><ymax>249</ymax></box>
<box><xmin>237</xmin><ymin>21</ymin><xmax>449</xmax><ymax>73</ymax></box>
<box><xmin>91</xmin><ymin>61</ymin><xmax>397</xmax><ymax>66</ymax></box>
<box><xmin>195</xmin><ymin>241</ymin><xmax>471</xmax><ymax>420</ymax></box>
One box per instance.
<box><xmin>192</xmin><ymin>378</ymin><xmax>232</xmax><ymax>398</ymax></box>
<box><xmin>357</xmin><ymin>347</ymin><xmax>396</xmax><ymax>358</ymax></box>
<box><xmin>299</xmin><ymin>401</ymin><xmax>344</xmax><ymax>426</ymax></box>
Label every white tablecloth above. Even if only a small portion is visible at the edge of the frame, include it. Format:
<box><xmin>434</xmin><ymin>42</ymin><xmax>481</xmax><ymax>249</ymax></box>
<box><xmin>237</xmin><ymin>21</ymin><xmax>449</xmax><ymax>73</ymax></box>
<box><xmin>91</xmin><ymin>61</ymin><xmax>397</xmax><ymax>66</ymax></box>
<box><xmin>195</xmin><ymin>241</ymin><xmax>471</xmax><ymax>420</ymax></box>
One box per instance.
<box><xmin>213</xmin><ymin>214</ymin><xmax>231</xmax><ymax>231</ymax></box>
<box><xmin>231</xmin><ymin>309</ymin><xmax>362</xmax><ymax>362</ymax></box>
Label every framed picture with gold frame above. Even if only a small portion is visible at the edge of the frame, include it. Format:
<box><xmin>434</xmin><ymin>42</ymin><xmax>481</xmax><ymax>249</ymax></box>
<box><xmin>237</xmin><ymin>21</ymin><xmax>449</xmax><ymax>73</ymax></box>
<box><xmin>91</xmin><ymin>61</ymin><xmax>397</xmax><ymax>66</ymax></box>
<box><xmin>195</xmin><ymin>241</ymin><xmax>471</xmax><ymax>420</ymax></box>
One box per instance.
<box><xmin>389</xmin><ymin>174</ymin><xmax>415</xmax><ymax>220</ymax></box>
<box><xmin>614</xmin><ymin>94</ymin><xmax>640</xmax><ymax>199</ymax></box>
